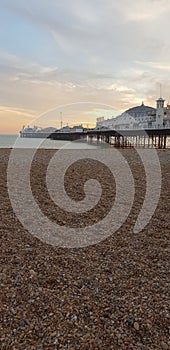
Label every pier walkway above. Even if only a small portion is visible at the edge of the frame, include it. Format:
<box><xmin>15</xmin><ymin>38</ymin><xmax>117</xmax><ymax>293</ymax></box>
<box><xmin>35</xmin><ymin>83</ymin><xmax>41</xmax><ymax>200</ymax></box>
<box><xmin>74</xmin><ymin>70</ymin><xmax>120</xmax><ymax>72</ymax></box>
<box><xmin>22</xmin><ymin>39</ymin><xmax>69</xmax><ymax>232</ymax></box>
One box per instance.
<box><xmin>50</xmin><ymin>128</ymin><xmax>170</xmax><ymax>149</ymax></box>
<box><xmin>20</xmin><ymin>128</ymin><xmax>170</xmax><ymax>149</ymax></box>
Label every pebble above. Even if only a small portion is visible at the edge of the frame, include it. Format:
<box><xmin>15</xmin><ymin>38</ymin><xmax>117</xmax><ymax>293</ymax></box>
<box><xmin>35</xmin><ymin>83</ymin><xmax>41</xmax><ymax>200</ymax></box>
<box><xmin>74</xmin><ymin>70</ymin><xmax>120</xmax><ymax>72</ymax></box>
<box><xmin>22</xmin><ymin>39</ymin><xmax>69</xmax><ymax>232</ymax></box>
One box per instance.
<box><xmin>19</xmin><ymin>321</ymin><xmax>26</xmax><ymax>328</ymax></box>
<box><xmin>161</xmin><ymin>342</ymin><xmax>168</xmax><ymax>349</ymax></box>
<box><xmin>29</xmin><ymin>269</ymin><xmax>36</xmax><ymax>277</ymax></box>
<box><xmin>71</xmin><ymin>315</ymin><xmax>77</xmax><ymax>321</ymax></box>
<box><xmin>11</xmin><ymin>307</ymin><xmax>16</xmax><ymax>315</ymax></box>
<box><xmin>25</xmin><ymin>247</ymin><xmax>33</xmax><ymax>252</ymax></box>
<box><xmin>134</xmin><ymin>322</ymin><xmax>140</xmax><ymax>331</ymax></box>
<box><xmin>14</xmin><ymin>258</ymin><xmax>20</xmax><ymax>264</ymax></box>
<box><xmin>13</xmin><ymin>329</ymin><xmax>17</xmax><ymax>336</ymax></box>
<box><xmin>0</xmin><ymin>149</ymin><xmax>169</xmax><ymax>349</ymax></box>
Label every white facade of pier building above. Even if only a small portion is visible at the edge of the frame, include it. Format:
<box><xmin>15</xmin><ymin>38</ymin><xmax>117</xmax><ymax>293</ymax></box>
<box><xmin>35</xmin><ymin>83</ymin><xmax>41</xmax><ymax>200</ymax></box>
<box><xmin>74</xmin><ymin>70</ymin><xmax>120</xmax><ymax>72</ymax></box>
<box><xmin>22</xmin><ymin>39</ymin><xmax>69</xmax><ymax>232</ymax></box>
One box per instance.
<box><xmin>96</xmin><ymin>97</ymin><xmax>170</xmax><ymax>130</ymax></box>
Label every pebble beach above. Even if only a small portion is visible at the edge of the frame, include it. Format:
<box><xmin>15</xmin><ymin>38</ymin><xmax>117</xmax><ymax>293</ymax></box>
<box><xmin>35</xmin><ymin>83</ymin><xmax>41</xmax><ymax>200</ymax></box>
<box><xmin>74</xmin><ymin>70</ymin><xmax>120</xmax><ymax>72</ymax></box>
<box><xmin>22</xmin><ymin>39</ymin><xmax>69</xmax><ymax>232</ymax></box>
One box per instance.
<box><xmin>0</xmin><ymin>148</ymin><xmax>169</xmax><ymax>350</ymax></box>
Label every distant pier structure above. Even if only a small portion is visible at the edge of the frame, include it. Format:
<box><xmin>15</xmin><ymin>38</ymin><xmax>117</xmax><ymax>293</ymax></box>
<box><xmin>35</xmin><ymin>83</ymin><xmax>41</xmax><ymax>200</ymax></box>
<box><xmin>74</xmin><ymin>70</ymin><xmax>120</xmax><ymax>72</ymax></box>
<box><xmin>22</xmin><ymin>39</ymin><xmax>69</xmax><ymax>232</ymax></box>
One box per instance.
<box><xmin>20</xmin><ymin>93</ymin><xmax>170</xmax><ymax>148</ymax></box>
<box><xmin>50</xmin><ymin>128</ymin><xmax>170</xmax><ymax>149</ymax></box>
<box><xmin>49</xmin><ymin>94</ymin><xmax>170</xmax><ymax>148</ymax></box>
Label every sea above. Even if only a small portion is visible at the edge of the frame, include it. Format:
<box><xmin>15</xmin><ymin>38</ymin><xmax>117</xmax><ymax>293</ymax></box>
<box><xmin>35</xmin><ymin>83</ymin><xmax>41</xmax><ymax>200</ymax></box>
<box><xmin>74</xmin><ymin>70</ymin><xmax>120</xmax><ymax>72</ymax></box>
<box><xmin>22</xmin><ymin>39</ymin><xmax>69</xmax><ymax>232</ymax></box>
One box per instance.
<box><xmin>0</xmin><ymin>134</ymin><xmax>170</xmax><ymax>149</ymax></box>
<box><xmin>0</xmin><ymin>134</ymin><xmax>109</xmax><ymax>149</ymax></box>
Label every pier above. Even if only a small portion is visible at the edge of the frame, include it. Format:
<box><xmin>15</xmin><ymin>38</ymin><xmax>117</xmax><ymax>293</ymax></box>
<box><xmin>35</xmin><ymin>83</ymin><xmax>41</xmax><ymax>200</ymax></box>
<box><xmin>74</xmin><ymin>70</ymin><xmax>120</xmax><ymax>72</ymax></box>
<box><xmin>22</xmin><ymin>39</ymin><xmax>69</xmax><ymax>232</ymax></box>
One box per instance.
<box><xmin>50</xmin><ymin>128</ymin><xmax>170</xmax><ymax>149</ymax></box>
<box><xmin>20</xmin><ymin>128</ymin><xmax>170</xmax><ymax>149</ymax></box>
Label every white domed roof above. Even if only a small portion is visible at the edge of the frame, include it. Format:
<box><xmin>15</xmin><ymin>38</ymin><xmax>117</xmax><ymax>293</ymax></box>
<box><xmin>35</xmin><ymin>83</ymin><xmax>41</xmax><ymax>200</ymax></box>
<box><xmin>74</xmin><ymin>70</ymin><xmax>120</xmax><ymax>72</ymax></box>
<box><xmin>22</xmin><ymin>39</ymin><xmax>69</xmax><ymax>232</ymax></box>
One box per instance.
<box><xmin>125</xmin><ymin>102</ymin><xmax>156</xmax><ymax>119</ymax></box>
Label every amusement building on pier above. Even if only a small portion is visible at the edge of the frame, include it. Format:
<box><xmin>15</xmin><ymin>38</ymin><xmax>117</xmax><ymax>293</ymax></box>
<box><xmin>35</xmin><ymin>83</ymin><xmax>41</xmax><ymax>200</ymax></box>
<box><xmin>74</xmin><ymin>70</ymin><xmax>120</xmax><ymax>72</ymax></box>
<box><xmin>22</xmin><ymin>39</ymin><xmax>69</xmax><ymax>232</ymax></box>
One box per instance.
<box><xmin>20</xmin><ymin>95</ymin><xmax>170</xmax><ymax>137</ymax></box>
<box><xmin>96</xmin><ymin>95</ymin><xmax>170</xmax><ymax>130</ymax></box>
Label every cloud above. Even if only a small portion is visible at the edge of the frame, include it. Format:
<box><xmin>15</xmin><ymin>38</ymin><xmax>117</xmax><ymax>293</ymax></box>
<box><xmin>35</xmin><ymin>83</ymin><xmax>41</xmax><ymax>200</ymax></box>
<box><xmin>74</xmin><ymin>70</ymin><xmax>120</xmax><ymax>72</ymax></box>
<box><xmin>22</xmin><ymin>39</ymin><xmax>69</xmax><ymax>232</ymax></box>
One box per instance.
<box><xmin>1</xmin><ymin>0</ymin><xmax>170</xmax><ymax>70</ymax></box>
<box><xmin>121</xmin><ymin>0</ymin><xmax>170</xmax><ymax>21</ymax></box>
<box><xmin>136</xmin><ymin>60</ymin><xmax>170</xmax><ymax>71</ymax></box>
<box><xmin>0</xmin><ymin>105</ymin><xmax>35</xmax><ymax>118</ymax></box>
<box><xmin>0</xmin><ymin>50</ymin><xmax>170</xmax><ymax>118</ymax></box>
<box><xmin>0</xmin><ymin>0</ymin><xmax>170</xmax><ymax>132</ymax></box>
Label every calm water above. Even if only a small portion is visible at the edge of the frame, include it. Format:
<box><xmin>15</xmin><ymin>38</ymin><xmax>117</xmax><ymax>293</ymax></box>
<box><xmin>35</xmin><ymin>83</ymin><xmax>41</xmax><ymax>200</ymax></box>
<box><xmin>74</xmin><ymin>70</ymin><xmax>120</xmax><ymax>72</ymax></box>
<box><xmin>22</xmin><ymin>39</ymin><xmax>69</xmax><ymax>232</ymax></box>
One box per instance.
<box><xmin>0</xmin><ymin>134</ymin><xmax>169</xmax><ymax>149</ymax></box>
<box><xmin>0</xmin><ymin>134</ymin><xmax>109</xmax><ymax>149</ymax></box>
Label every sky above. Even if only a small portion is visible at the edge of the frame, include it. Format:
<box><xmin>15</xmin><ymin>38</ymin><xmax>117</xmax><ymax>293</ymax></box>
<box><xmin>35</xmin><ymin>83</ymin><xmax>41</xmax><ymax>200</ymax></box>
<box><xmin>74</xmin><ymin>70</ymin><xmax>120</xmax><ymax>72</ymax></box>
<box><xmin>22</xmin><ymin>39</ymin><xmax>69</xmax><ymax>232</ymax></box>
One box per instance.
<box><xmin>0</xmin><ymin>0</ymin><xmax>170</xmax><ymax>133</ymax></box>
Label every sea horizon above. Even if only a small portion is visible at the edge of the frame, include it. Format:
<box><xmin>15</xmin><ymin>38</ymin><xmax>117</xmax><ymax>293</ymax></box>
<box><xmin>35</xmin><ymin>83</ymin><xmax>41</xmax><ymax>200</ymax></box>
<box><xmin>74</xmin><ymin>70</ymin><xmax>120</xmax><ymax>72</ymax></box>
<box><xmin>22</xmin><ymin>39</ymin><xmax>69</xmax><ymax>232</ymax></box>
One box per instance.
<box><xmin>0</xmin><ymin>134</ymin><xmax>111</xmax><ymax>149</ymax></box>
